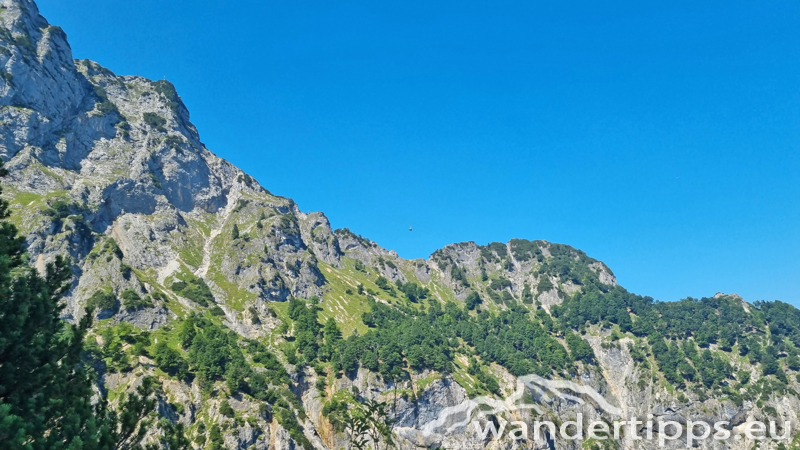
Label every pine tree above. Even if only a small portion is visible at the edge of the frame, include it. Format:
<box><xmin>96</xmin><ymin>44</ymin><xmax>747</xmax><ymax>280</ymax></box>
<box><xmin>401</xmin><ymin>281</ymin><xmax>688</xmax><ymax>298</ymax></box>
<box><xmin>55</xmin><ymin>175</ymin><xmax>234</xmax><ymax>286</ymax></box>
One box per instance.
<box><xmin>0</xmin><ymin>160</ymin><xmax>189</xmax><ymax>449</ymax></box>
<box><xmin>231</xmin><ymin>223</ymin><xmax>240</xmax><ymax>240</ymax></box>
<box><xmin>0</xmin><ymin>159</ymin><xmax>108</xmax><ymax>449</ymax></box>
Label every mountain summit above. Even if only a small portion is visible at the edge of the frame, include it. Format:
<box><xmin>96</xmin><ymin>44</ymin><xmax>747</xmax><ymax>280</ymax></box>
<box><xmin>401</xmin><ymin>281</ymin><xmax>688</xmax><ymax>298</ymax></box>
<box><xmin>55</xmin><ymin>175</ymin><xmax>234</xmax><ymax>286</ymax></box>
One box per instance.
<box><xmin>2</xmin><ymin>1</ymin><xmax>799</xmax><ymax>449</ymax></box>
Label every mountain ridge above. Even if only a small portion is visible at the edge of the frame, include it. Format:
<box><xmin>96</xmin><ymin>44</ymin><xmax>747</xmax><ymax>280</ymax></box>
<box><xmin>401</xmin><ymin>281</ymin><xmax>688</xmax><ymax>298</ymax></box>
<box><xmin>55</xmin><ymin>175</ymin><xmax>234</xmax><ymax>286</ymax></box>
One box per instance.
<box><xmin>2</xmin><ymin>1</ymin><xmax>800</xmax><ymax>449</ymax></box>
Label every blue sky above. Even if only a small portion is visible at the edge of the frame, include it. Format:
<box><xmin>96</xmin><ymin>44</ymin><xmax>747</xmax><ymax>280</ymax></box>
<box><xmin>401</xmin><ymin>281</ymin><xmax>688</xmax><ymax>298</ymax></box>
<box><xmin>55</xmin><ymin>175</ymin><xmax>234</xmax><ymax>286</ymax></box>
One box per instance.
<box><xmin>37</xmin><ymin>0</ymin><xmax>800</xmax><ymax>304</ymax></box>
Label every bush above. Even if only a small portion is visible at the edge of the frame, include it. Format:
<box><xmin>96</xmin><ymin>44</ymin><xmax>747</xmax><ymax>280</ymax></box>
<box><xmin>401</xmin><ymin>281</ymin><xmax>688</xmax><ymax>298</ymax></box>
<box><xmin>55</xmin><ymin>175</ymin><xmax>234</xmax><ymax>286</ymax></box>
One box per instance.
<box><xmin>121</xmin><ymin>289</ymin><xmax>153</xmax><ymax>310</ymax></box>
<box><xmin>163</xmin><ymin>135</ymin><xmax>183</xmax><ymax>151</ymax></box>
<box><xmin>489</xmin><ymin>278</ymin><xmax>512</xmax><ymax>291</ymax></box>
<box><xmin>375</xmin><ymin>276</ymin><xmax>390</xmax><ymax>290</ymax></box>
<box><xmin>219</xmin><ymin>400</ymin><xmax>235</xmax><ymax>418</ymax></box>
<box><xmin>143</xmin><ymin>112</ymin><xmax>167</xmax><ymax>132</ymax></box>
<box><xmin>465</xmin><ymin>292</ymin><xmax>482</xmax><ymax>310</ymax></box>
<box><xmin>209</xmin><ymin>306</ymin><xmax>225</xmax><ymax>316</ymax></box>
<box><xmin>103</xmin><ymin>238</ymin><xmax>124</xmax><ymax>259</ymax></box>
<box><xmin>536</xmin><ymin>276</ymin><xmax>554</xmax><ymax>293</ymax></box>
<box><xmin>152</xmin><ymin>342</ymin><xmax>188</xmax><ymax>379</ymax></box>
<box><xmin>152</xmin><ymin>79</ymin><xmax>179</xmax><ymax>112</ymax></box>
<box><xmin>43</xmin><ymin>199</ymin><xmax>72</xmax><ymax>223</ymax></box>
<box><xmin>171</xmin><ymin>277</ymin><xmax>214</xmax><ymax>307</ymax></box>
<box><xmin>87</xmin><ymin>289</ymin><xmax>117</xmax><ymax>312</ymax></box>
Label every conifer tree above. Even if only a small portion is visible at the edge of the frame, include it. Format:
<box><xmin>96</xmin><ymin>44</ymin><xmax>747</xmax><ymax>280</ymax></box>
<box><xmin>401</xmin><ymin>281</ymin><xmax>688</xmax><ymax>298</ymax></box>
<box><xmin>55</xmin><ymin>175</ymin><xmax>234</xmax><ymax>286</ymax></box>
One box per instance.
<box><xmin>0</xmin><ymin>160</ymin><xmax>188</xmax><ymax>449</ymax></box>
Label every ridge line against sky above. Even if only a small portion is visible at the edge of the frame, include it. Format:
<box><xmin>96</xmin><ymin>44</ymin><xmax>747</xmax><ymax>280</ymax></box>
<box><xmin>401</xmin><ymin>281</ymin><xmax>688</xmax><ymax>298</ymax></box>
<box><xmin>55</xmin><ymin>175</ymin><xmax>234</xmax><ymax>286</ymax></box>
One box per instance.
<box><xmin>34</xmin><ymin>0</ymin><xmax>800</xmax><ymax>304</ymax></box>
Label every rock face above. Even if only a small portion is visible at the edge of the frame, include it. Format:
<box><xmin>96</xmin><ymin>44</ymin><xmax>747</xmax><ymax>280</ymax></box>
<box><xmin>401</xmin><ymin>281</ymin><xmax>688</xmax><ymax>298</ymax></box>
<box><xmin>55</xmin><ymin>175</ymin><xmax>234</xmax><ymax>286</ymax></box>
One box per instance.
<box><xmin>0</xmin><ymin>1</ymin><xmax>797</xmax><ymax>450</ymax></box>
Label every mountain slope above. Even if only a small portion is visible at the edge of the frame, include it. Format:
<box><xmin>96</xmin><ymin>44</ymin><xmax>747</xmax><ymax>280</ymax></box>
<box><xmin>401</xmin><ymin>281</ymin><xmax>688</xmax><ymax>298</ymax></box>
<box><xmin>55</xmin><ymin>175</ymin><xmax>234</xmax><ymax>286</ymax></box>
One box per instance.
<box><xmin>2</xmin><ymin>1</ymin><xmax>800</xmax><ymax>449</ymax></box>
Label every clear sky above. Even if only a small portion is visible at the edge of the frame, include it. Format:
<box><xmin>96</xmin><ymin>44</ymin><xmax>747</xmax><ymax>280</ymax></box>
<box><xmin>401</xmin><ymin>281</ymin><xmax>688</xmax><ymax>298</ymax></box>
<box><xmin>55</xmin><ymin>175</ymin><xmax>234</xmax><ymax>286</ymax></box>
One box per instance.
<box><xmin>36</xmin><ymin>0</ymin><xmax>800</xmax><ymax>305</ymax></box>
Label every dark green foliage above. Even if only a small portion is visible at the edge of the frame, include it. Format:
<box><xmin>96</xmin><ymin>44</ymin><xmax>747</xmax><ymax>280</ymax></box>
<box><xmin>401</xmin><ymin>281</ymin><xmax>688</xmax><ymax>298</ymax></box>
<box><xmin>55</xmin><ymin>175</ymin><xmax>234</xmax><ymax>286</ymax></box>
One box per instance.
<box><xmin>164</xmin><ymin>135</ymin><xmax>183</xmax><ymax>152</ymax></box>
<box><xmin>170</xmin><ymin>276</ymin><xmax>214</xmax><ymax>307</ymax></box>
<box><xmin>150</xmin><ymin>172</ymin><xmax>162</xmax><ymax>188</ymax></box>
<box><xmin>177</xmin><ymin>315</ymin><xmax>290</xmax><ymax>398</ymax></box>
<box><xmin>288</xmin><ymin>298</ymin><xmax>323</xmax><ymax>360</ymax></box>
<box><xmin>185</xmin><ymin>318</ymin><xmax>245</xmax><ymax>387</ymax></box>
<box><xmin>119</xmin><ymin>262</ymin><xmax>133</xmax><ymax>279</ymax></box>
<box><xmin>566</xmin><ymin>332</ymin><xmax>595</xmax><ymax>364</ymax></box>
<box><xmin>356</xmin><ymin>298</ymin><xmax>574</xmax><ymax>378</ymax></box>
<box><xmin>236</xmin><ymin>173</ymin><xmax>254</xmax><ymax>187</ymax></box>
<box><xmin>509</xmin><ymin>239</ymin><xmax>544</xmax><ymax>262</ymax></box>
<box><xmin>209</xmin><ymin>306</ymin><xmax>225</xmax><ymax>316</ymax></box>
<box><xmin>0</xmin><ymin>207</ymin><xmax>102</xmax><ymax>448</ymax></box>
<box><xmin>489</xmin><ymin>277</ymin><xmax>512</xmax><ymax>291</ymax></box>
<box><xmin>121</xmin><ymin>288</ymin><xmax>153</xmax><ymax>310</ymax></box>
<box><xmin>152</xmin><ymin>79</ymin><xmax>180</xmax><ymax>112</ymax></box>
<box><xmin>465</xmin><ymin>291</ymin><xmax>482</xmax><ymax>310</ymax></box>
<box><xmin>354</xmin><ymin>260</ymin><xmax>366</xmax><ymax>272</ymax></box>
<box><xmin>738</xmin><ymin>370</ymin><xmax>751</xmax><ymax>385</ymax></box>
<box><xmin>324</xmin><ymin>397</ymin><xmax>395</xmax><ymax>450</ymax></box>
<box><xmin>208</xmin><ymin>424</ymin><xmax>223</xmax><ymax>450</ymax></box>
<box><xmin>232</xmin><ymin>199</ymin><xmax>249</xmax><ymax>213</ymax></box>
<box><xmin>536</xmin><ymin>243</ymin><xmax>601</xmax><ymax>285</ymax></box>
<box><xmin>103</xmin><ymin>237</ymin><xmax>124</xmax><ymax>259</ymax></box>
<box><xmin>521</xmin><ymin>283</ymin><xmax>534</xmax><ymax>304</ymax></box>
<box><xmin>0</xmin><ymin>159</ymin><xmax>190</xmax><ymax>448</ymax></box>
<box><xmin>231</xmin><ymin>223</ymin><xmax>240</xmax><ymax>240</ymax></box>
<box><xmin>786</xmin><ymin>355</ymin><xmax>800</xmax><ymax>371</ymax></box>
<box><xmin>395</xmin><ymin>280</ymin><xmax>429</xmax><ymax>302</ymax></box>
<box><xmin>87</xmin><ymin>288</ymin><xmax>118</xmax><ymax>312</ymax></box>
<box><xmin>43</xmin><ymin>199</ymin><xmax>91</xmax><ymax>232</ymax></box>
<box><xmin>480</xmin><ymin>242</ymin><xmax>508</xmax><ymax>262</ymax></box>
<box><xmin>375</xmin><ymin>276</ymin><xmax>390</xmax><ymax>291</ymax></box>
<box><xmin>244</xmin><ymin>339</ymin><xmax>291</xmax><ymax>385</ymax></box>
<box><xmin>153</xmin><ymin>342</ymin><xmax>189</xmax><ymax>380</ymax></box>
<box><xmin>536</xmin><ymin>276</ymin><xmax>554</xmax><ymax>293</ymax></box>
<box><xmin>143</xmin><ymin>112</ymin><xmax>167</xmax><ymax>132</ymax></box>
<box><xmin>44</xmin><ymin>199</ymin><xmax>71</xmax><ymax>221</ymax></box>
<box><xmin>450</xmin><ymin>264</ymin><xmax>469</xmax><ymax>287</ymax></box>
<box><xmin>552</xmin><ymin>282</ymin><xmax>751</xmax><ymax>387</ymax></box>
<box><xmin>278</xmin><ymin>214</ymin><xmax>297</xmax><ymax>234</ymax></box>
<box><xmin>219</xmin><ymin>400</ymin><xmax>235</xmax><ymax>418</ymax></box>
<box><xmin>757</xmin><ymin>300</ymin><xmax>800</xmax><ymax>348</ymax></box>
<box><xmin>92</xmin><ymin>85</ymin><xmax>119</xmax><ymax>116</ymax></box>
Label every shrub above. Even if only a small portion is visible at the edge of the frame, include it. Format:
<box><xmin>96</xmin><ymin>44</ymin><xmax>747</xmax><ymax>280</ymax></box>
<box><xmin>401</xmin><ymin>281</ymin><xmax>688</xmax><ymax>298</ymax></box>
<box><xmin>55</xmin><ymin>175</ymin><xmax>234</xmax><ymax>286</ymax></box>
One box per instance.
<box><xmin>171</xmin><ymin>277</ymin><xmax>214</xmax><ymax>307</ymax></box>
<box><xmin>232</xmin><ymin>199</ymin><xmax>249</xmax><ymax>213</ymax></box>
<box><xmin>536</xmin><ymin>276</ymin><xmax>554</xmax><ymax>293</ymax></box>
<box><xmin>375</xmin><ymin>276</ymin><xmax>390</xmax><ymax>291</ymax></box>
<box><xmin>121</xmin><ymin>289</ymin><xmax>153</xmax><ymax>310</ymax></box>
<box><xmin>465</xmin><ymin>292</ymin><xmax>482</xmax><ymax>310</ymax></box>
<box><xmin>219</xmin><ymin>400</ymin><xmax>235</xmax><ymax>418</ymax></box>
<box><xmin>142</xmin><ymin>112</ymin><xmax>167</xmax><ymax>132</ymax></box>
<box><xmin>489</xmin><ymin>278</ymin><xmax>512</xmax><ymax>291</ymax></box>
<box><xmin>164</xmin><ymin>135</ymin><xmax>183</xmax><ymax>151</ymax></box>
<box><xmin>153</xmin><ymin>342</ymin><xmax>188</xmax><ymax>379</ymax></box>
<box><xmin>209</xmin><ymin>306</ymin><xmax>225</xmax><ymax>316</ymax></box>
<box><xmin>277</xmin><ymin>214</ymin><xmax>296</xmax><ymax>234</ymax></box>
<box><xmin>87</xmin><ymin>289</ymin><xmax>117</xmax><ymax>312</ymax></box>
<box><xmin>103</xmin><ymin>238</ymin><xmax>124</xmax><ymax>259</ymax></box>
<box><xmin>152</xmin><ymin>79</ymin><xmax>179</xmax><ymax>112</ymax></box>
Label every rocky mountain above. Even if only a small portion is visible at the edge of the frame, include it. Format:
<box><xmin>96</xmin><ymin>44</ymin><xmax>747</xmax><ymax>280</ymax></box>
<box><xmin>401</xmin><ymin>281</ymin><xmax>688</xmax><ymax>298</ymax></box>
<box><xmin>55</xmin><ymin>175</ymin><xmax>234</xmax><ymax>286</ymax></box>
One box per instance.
<box><xmin>2</xmin><ymin>1</ymin><xmax>800</xmax><ymax>449</ymax></box>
